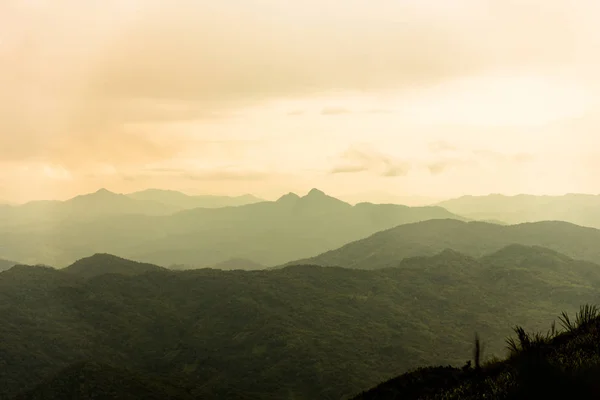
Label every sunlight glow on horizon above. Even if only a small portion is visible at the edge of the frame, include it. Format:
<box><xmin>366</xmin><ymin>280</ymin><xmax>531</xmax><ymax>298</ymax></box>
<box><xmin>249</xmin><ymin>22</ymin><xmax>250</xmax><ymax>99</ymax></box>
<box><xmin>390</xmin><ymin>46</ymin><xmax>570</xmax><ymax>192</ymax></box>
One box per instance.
<box><xmin>1</xmin><ymin>0</ymin><xmax>600</xmax><ymax>203</ymax></box>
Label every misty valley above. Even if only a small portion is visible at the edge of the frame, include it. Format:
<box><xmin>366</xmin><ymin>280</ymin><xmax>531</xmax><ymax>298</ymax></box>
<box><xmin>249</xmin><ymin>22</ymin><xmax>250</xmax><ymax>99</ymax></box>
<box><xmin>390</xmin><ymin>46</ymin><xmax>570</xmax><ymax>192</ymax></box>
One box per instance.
<box><xmin>4</xmin><ymin>1</ymin><xmax>600</xmax><ymax>398</ymax></box>
<box><xmin>3</xmin><ymin>189</ymin><xmax>600</xmax><ymax>399</ymax></box>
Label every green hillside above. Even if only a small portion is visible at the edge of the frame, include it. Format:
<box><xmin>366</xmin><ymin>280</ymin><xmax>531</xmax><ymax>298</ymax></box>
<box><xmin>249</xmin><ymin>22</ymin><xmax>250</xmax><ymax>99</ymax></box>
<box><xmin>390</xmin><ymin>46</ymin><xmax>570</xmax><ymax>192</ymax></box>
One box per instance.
<box><xmin>2</xmin><ymin>246</ymin><xmax>600</xmax><ymax>399</ymax></box>
<box><xmin>63</xmin><ymin>253</ymin><xmax>166</xmax><ymax>279</ymax></box>
<box><xmin>15</xmin><ymin>361</ymin><xmax>193</xmax><ymax>400</ymax></box>
<box><xmin>284</xmin><ymin>219</ymin><xmax>600</xmax><ymax>269</ymax></box>
<box><xmin>353</xmin><ymin>305</ymin><xmax>600</xmax><ymax>399</ymax></box>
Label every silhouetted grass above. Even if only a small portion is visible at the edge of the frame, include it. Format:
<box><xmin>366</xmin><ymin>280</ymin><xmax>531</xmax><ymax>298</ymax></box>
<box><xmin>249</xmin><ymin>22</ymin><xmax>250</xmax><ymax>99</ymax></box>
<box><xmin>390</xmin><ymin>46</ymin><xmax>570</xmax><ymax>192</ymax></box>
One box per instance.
<box><xmin>355</xmin><ymin>304</ymin><xmax>600</xmax><ymax>399</ymax></box>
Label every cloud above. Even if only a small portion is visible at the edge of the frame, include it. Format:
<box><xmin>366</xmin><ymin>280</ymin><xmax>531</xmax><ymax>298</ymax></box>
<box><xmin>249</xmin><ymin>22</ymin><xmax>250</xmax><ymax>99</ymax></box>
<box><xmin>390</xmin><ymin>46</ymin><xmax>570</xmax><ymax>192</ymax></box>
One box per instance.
<box><xmin>1</xmin><ymin>0</ymin><xmax>599</xmax><ymax>201</ymax></box>
<box><xmin>287</xmin><ymin>110</ymin><xmax>305</xmax><ymax>116</ymax></box>
<box><xmin>321</xmin><ymin>107</ymin><xmax>352</xmax><ymax>116</ymax></box>
<box><xmin>331</xmin><ymin>165</ymin><xmax>369</xmax><ymax>174</ymax></box>
<box><xmin>4</xmin><ymin>0</ymin><xmax>596</xmax><ymax>145</ymax></box>
<box><xmin>366</xmin><ymin>109</ymin><xmax>394</xmax><ymax>114</ymax></box>
<box><xmin>472</xmin><ymin>149</ymin><xmax>535</xmax><ymax>163</ymax></box>
<box><xmin>331</xmin><ymin>145</ymin><xmax>411</xmax><ymax>177</ymax></box>
<box><xmin>180</xmin><ymin>170</ymin><xmax>269</xmax><ymax>181</ymax></box>
<box><xmin>422</xmin><ymin>143</ymin><xmax>535</xmax><ymax>175</ymax></box>
<box><xmin>426</xmin><ymin>159</ymin><xmax>473</xmax><ymax>175</ymax></box>
<box><xmin>429</xmin><ymin>140</ymin><xmax>458</xmax><ymax>152</ymax></box>
<box><xmin>382</xmin><ymin>164</ymin><xmax>411</xmax><ymax>177</ymax></box>
<box><xmin>142</xmin><ymin>167</ymin><xmax>269</xmax><ymax>181</ymax></box>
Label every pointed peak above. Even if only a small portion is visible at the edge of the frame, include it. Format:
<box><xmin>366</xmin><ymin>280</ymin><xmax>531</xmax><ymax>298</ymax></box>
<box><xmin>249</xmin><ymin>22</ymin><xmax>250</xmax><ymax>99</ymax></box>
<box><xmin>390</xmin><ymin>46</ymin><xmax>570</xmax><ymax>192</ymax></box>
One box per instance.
<box><xmin>77</xmin><ymin>188</ymin><xmax>121</xmax><ymax>199</ymax></box>
<box><xmin>305</xmin><ymin>188</ymin><xmax>326</xmax><ymax>197</ymax></box>
<box><xmin>276</xmin><ymin>192</ymin><xmax>301</xmax><ymax>202</ymax></box>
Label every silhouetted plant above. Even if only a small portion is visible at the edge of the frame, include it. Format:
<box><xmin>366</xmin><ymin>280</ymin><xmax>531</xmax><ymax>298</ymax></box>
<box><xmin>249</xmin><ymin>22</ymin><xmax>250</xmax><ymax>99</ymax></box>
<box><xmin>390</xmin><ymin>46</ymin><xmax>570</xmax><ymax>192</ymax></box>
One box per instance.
<box><xmin>474</xmin><ymin>333</ymin><xmax>482</xmax><ymax>370</ymax></box>
<box><xmin>559</xmin><ymin>304</ymin><xmax>599</xmax><ymax>333</ymax></box>
<box><xmin>505</xmin><ymin>325</ymin><xmax>554</xmax><ymax>356</ymax></box>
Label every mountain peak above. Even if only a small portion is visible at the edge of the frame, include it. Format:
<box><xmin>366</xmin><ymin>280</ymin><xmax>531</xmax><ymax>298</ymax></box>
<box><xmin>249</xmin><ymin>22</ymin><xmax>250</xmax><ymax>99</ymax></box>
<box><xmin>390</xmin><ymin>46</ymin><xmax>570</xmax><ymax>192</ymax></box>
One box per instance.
<box><xmin>305</xmin><ymin>188</ymin><xmax>326</xmax><ymax>197</ymax></box>
<box><xmin>277</xmin><ymin>192</ymin><xmax>301</xmax><ymax>202</ymax></box>
<box><xmin>64</xmin><ymin>253</ymin><xmax>164</xmax><ymax>279</ymax></box>
<box><xmin>94</xmin><ymin>188</ymin><xmax>116</xmax><ymax>195</ymax></box>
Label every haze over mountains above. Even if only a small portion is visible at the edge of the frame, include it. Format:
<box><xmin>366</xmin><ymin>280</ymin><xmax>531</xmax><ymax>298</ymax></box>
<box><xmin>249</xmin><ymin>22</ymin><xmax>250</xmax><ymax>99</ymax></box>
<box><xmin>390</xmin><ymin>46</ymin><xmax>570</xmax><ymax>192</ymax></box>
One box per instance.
<box><xmin>0</xmin><ymin>188</ymin><xmax>463</xmax><ymax>268</ymax></box>
<box><xmin>5</xmin><ymin>0</ymin><xmax>600</xmax><ymax>397</ymax></box>
<box><xmin>0</xmin><ymin>258</ymin><xmax>18</xmax><ymax>272</ymax></box>
<box><xmin>436</xmin><ymin>193</ymin><xmax>600</xmax><ymax>229</ymax></box>
<box><xmin>285</xmin><ymin>219</ymin><xmax>600</xmax><ymax>269</ymax></box>
<box><xmin>5</xmin><ymin>188</ymin><xmax>600</xmax><ymax>398</ymax></box>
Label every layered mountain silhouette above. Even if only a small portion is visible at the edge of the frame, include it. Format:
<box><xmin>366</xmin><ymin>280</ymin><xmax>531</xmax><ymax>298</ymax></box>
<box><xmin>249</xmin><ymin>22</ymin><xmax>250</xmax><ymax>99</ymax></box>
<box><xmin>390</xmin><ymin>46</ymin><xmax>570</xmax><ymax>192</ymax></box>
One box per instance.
<box><xmin>0</xmin><ymin>258</ymin><xmax>17</xmax><ymax>272</ymax></box>
<box><xmin>436</xmin><ymin>193</ymin><xmax>600</xmax><ymax>229</ymax></box>
<box><xmin>63</xmin><ymin>253</ymin><xmax>166</xmax><ymax>279</ymax></box>
<box><xmin>0</xmin><ymin>188</ymin><xmax>263</xmax><ymax>230</ymax></box>
<box><xmin>0</xmin><ymin>189</ymin><xmax>463</xmax><ymax>267</ymax></box>
<box><xmin>0</xmin><ymin>189</ymin><xmax>179</xmax><ymax>226</ymax></box>
<box><xmin>127</xmin><ymin>189</ymin><xmax>263</xmax><ymax>209</ymax></box>
<box><xmin>2</xmin><ymin>246</ymin><xmax>600</xmax><ymax>399</ymax></box>
<box><xmin>284</xmin><ymin>219</ymin><xmax>600</xmax><ymax>269</ymax></box>
<box><xmin>209</xmin><ymin>257</ymin><xmax>265</xmax><ymax>270</ymax></box>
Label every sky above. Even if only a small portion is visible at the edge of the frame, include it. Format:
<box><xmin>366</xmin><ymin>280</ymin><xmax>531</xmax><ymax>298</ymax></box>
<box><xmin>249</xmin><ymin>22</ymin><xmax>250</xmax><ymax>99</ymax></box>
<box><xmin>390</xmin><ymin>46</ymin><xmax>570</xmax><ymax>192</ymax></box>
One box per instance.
<box><xmin>1</xmin><ymin>0</ymin><xmax>600</xmax><ymax>204</ymax></box>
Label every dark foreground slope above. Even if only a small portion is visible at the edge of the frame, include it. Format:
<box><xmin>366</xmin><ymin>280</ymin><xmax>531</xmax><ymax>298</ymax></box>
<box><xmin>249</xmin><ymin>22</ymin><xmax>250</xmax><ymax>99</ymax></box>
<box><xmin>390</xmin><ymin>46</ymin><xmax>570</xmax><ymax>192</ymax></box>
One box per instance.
<box><xmin>285</xmin><ymin>219</ymin><xmax>600</xmax><ymax>269</ymax></box>
<box><xmin>353</xmin><ymin>306</ymin><xmax>600</xmax><ymax>399</ymax></box>
<box><xmin>15</xmin><ymin>362</ymin><xmax>193</xmax><ymax>400</ymax></box>
<box><xmin>3</xmin><ymin>247</ymin><xmax>600</xmax><ymax>399</ymax></box>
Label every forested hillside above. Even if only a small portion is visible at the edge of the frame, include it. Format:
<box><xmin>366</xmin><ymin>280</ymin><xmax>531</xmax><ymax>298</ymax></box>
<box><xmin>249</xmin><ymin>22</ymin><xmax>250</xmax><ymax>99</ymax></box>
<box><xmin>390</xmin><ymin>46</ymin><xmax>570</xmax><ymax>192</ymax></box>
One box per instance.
<box><xmin>4</xmin><ymin>246</ymin><xmax>600</xmax><ymax>399</ymax></box>
<box><xmin>285</xmin><ymin>219</ymin><xmax>600</xmax><ymax>269</ymax></box>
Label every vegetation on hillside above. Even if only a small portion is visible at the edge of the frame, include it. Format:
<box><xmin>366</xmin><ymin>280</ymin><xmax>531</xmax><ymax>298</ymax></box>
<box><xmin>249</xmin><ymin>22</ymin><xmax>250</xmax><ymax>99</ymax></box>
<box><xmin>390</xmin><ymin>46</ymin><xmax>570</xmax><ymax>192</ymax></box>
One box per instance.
<box><xmin>15</xmin><ymin>362</ymin><xmax>194</xmax><ymax>400</ymax></box>
<box><xmin>63</xmin><ymin>253</ymin><xmax>166</xmax><ymax>279</ymax></box>
<box><xmin>3</xmin><ymin>246</ymin><xmax>600</xmax><ymax>399</ymax></box>
<box><xmin>353</xmin><ymin>305</ymin><xmax>600</xmax><ymax>399</ymax></box>
<box><xmin>285</xmin><ymin>219</ymin><xmax>600</xmax><ymax>269</ymax></box>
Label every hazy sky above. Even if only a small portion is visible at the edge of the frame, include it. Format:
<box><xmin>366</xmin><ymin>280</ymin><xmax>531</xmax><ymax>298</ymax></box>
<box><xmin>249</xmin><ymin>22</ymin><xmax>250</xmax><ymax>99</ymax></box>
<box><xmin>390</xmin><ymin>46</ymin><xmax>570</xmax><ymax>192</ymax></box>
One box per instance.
<box><xmin>1</xmin><ymin>0</ymin><xmax>600</xmax><ymax>204</ymax></box>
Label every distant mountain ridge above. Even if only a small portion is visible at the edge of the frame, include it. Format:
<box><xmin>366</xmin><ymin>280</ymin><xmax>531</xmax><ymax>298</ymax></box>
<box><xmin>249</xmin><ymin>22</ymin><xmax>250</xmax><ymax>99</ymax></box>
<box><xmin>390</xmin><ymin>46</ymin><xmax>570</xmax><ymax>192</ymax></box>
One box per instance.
<box><xmin>127</xmin><ymin>189</ymin><xmax>263</xmax><ymax>209</ymax></box>
<box><xmin>63</xmin><ymin>253</ymin><xmax>166</xmax><ymax>279</ymax></box>
<box><xmin>0</xmin><ymin>258</ymin><xmax>17</xmax><ymax>272</ymax></box>
<box><xmin>210</xmin><ymin>258</ymin><xmax>265</xmax><ymax>270</ymax></box>
<box><xmin>1</xmin><ymin>188</ymin><xmax>465</xmax><ymax>267</ymax></box>
<box><xmin>283</xmin><ymin>219</ymin><xmax>600</xmax><ymax>269</ymax></box>
<box><xmin>0</xmin><ymin>189</ymin><xmax>265</xmax><ymax>228</ymax></box>
<box><xmin>436</xmin><ymin>193</ymin><xmax>600</xmax><ymax>228</ymax></box>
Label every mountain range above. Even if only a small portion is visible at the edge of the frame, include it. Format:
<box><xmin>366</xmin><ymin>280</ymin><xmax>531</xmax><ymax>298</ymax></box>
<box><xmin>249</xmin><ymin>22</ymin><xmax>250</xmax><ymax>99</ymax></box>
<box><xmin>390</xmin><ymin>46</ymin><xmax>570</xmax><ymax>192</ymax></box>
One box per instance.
<box><xmin>284</xmin><ymin>219</ymin><xmax>600</xmax><ymax>269</ymax></box>
<box><xmin>0</xmin><ymin>189</ymin><xmax>263</xmax><ymax>227</ymax></box>
<box><xmin>0</xmin><ymin>188</ymin><xmax>463</xmax><ymax>267</ymax></box>
<box><xmin>0</xmin><ymin>258</ymin><xmax>17</xmax><ymax>272</ymax></box>
<box><xmin>3</xmin><ymin>245</ymin><xmax>600</xmax><ymax>399</ymax></box>
<box><xmin>436</xmin><ymin>193</ymin><xmax>600</xmax><ymax>229</ymax></box>
<box><xmin>127</xmin><ymin>189</ymin><xmax>263</xmax><ymax>209</ymax></box>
